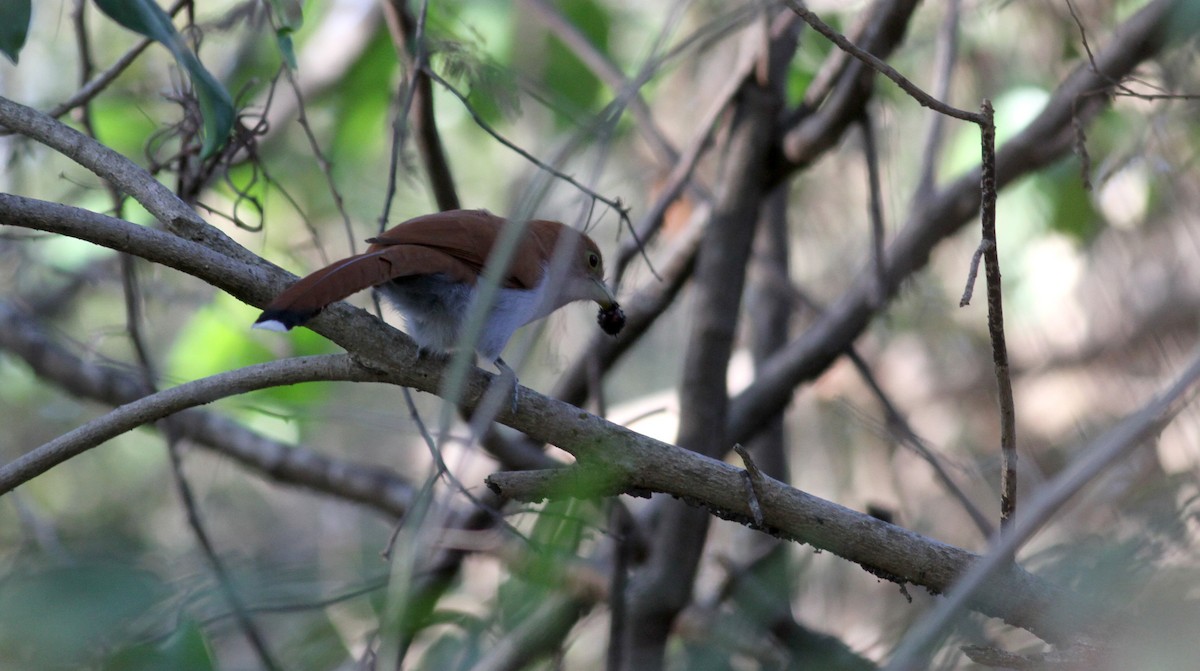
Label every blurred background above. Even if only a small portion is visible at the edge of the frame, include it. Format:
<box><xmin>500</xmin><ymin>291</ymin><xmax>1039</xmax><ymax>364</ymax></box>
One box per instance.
<box><xmin>2</xmin><ymin>0</ymin><xmax>1200</xmax><ymax>669</ymax></box>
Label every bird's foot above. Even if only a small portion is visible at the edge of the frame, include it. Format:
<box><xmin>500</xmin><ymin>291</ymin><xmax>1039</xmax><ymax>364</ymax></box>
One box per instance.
<box><xmin>491</xmin><ymin>357</ymin><xmax>520</xmax><ymax>416</ymax></box>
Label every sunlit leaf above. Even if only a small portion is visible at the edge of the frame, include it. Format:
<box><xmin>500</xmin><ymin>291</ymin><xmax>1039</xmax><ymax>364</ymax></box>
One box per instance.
<box><xmin>0</xmin><ymin>0</ymin><xmax>31</xmax><ymax>64</ymax></box>
<box><xmin>92</xmin><ymin>0</ymin><xmax>234</xmax><ymax>158</ymax></box>
<box><xmin>167</xmin><ymin>293</ymin><xmax>334</xmax><ymax>407</ymax></box>
<box><xmin>164</xmin><ymin>294</ymin><xmax>327</xmax><ymax>445</ymax></box>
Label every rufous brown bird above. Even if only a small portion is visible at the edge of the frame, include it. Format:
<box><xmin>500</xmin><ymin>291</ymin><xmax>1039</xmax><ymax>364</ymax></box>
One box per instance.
<box><xmin>254</xmin><ymin>209</ymin><xmax>624</xmax><ymax>371</ymax></box>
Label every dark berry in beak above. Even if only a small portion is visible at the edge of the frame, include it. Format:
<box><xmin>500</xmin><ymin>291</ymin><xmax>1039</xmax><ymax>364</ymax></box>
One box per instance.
<box><xmin>597</xmin><ymin>304</ymin><xmax>625</xmax><ymax>335</ymax></box>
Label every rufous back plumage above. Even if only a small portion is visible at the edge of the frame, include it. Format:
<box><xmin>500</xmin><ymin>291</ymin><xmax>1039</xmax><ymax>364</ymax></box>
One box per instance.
<box><xmin>254</xmin><ymin>209</ymin><xmax>595</xmax><ymax>331</ymax></box>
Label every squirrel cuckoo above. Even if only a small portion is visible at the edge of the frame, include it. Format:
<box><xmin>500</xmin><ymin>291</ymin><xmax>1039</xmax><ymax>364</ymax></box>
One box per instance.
<box><xmin>254</xmin><ymin>209</ymin><xmax>625</xmax><ymax>371</ymax></box>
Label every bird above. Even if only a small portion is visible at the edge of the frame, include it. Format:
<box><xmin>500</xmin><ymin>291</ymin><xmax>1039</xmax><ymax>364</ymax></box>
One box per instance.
<box><xmin>254</xmin><ymin>209</ymin><xmax>625</xmax><ymax>375</ymax></box>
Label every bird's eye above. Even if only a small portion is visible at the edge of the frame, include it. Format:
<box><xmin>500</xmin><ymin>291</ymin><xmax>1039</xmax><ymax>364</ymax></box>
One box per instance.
<box><xmin>588</xmin><ymin>252</ymin><xmax>600</xmax><ymax>269</ymax></box>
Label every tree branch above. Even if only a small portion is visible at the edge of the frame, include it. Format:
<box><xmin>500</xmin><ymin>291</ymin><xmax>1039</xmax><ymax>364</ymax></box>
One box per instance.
<box><xmin>0</xmin><ymin>301</ymin><xmax>417</xmax><ymax>517</ymax></box>
<box><xmin>0</xmin><ymin>96</ymin><xmax>259</xmax><ymax>267</ymax></box>
<box><xmin>0</xmin><ymin>354</ymin><xmax>382</xmax><ymax>494</ymax></box>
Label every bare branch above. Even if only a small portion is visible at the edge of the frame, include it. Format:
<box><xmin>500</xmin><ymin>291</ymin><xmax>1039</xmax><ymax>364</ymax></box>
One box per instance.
<box><xmin>859</xmin><ymin>112</ymin><xmax>888</xmax><ymax>306</ymax></box>
<box><xmin>625</xmin><ymin>16</ymin><xmax>798</xmax><ymax>667</ymax></box>
<box><xmin>915</xmin><ymin>0</ymin><xmax>963</xmax><ymax>200</ymax></box>
<box><xmin>422</xmin><ymin>68</ymin><xmax>630</xmax><ymax>226</ymax></box>
<box><xmin>975</xmin><ymin>100</ymin><xmax>1018</xmax><ymax>531</ymax></box>
<box><xmin>958</xmin><ymin>238</ymin><xmax>991</xmax><ymax>307</ymax></box>
<box><xmin>782</xmin><ymin>0</ymin><xmax>981</xmax><ymax>124</ymax></box>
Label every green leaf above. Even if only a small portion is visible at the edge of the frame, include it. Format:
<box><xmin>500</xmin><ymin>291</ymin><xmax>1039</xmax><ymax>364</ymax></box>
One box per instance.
<box><xmin>0</xmin><ymin>0</ymin><xmax>31</xmax><ymax>64</ymax></box>
<box><xmin>182</xmin><ymin>50</ymin><xmax>236</xmax><ymax>158</ymax></box>
<box><xmin>93</xmin><ymin>0</ymin><xmax>176</xmax><ymax>44</ymax></box>
<box><xmin>268</xmin><ymin>0</ymin><xmax>303</xmax><ymax>31</ymax></box>
<box><xmin>277</xmin><ymin>33</ymin><xmax>298</xmax><ymax>70</ymax></box>
<box><xmin>268</xmin><ymin>0</ymin><xmax>302</xmax><ymax>69</ymax></box>
<box><xmin>1038</xmin><ymin>162</ymin><xmax>1101</xmax><ymax>242</ymax></box>
<box><xmin>542</xmin><ymin>0</ymin><xmax>610</xmax><ymax>127</ymax></box>
<box><xmin>93</xmin><ymin>0</ymin><xmax>235</xmax><ymax>158</ymax></box>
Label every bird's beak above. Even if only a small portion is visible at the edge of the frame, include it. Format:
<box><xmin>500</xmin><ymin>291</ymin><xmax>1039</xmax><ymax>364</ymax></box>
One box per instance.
<box><xmin>591</xmin><ymin>277</ymin><xmax>619</xmax><ymax>309</ymax></box>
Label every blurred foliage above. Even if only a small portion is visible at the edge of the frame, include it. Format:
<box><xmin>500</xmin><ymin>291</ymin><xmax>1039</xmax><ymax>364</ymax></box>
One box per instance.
<box><xmin>0</xmin><ymin>560</ymin><xmax>171</xmax><ymax>668</ymax></box>
<box><xmin>541</xmin><ymin>0</ymin><xmax>609</xmax><ymax>128</ymax></box>
<box><xmin>0</xmin><ymin>0</ymin><xmax>31</xmax><ymax>64</ymax></box>
<box><xmin>103</xmin><ymin>620</ymin><xmax>217</xmax><ymax>671</ymax></box>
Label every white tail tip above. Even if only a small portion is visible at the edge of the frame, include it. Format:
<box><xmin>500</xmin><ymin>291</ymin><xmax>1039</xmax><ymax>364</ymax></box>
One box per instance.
<box><xmin>252</xmin><ymin>320</ymin><xmax>290</xmax><ymax>332</ymax></box>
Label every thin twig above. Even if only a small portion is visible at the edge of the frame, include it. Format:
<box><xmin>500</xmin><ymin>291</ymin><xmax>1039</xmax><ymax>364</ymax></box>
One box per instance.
<box><xmin>166</xmin><ymin>434</ymin><xmax>282</xmax><ymax>670</ymax></box>
<box><xmin>762</xmin><ymin>267</ymin><xmax>995</xmax><ymax>538</ymax></box>
<box><xmin>977</xmin><ymin>100</ymin><xmax>1018</xmax><ymax>532</ymax></box>
<box><xmin>733</xmin><ymin>444</ymin><xmax>766</xmax><ymax>527</ymax></box>
<box><xmin>423</xmin><ymin>67</ymin><xmax>631</xmax><ymax>227</ymax></box>
<box><xmin>401</xmin><ymin>385</ymin><xmax>499</xmax><ymax>525</ymax></box>
<box><xmin>1065</xmin><ymin>0</ymin><xmax>1200</xmax><ymax>101</ymax></box>
<box><xmin>915</xmin><ymin>0</ymin><xmax>962</xmax><ymax>200</ymax></box>
<box><xmin>280</xmin><ymin>64</ymin><xmax>357</xmax><ymax>253</ymax></box>
<box><xmin>844</xmin><ymin>348</ymin><xmax>995</xmax><ymax>539</ymax></box>
<box><xmin>521</xmin><ymin>0</ymin><xmax>681</xmax><ymax>166</ymax></box>
<box><xmin>958</xmin><ymin>238</ymin><xmax>991</xmax><ymax>307</ymax></box>
<box><xmin>783</xmin><ymin>1</ymin><xmax>981</xmax><ymax>124</ymax></box>
<box><xmin>859</xmin><ymin>112</ymin><xmax>888</xmax><ymax>306</ymax></box>
<box><xmin>610</xmin><ymin>32</ymin><xmax>757</xmax><ymax>287</ymax></box>
<box><xmin>381</xmin><ymin>0</ymin><xmax>458</xmax><ymax>217</ymax></box>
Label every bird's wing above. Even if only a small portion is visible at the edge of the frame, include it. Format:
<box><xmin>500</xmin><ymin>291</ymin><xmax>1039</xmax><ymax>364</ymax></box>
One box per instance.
<box><xmin>368</xmin><ymin>210</ymin><xmax>565</xmax><ymax>291</ymax></box>
<box><xmin>254</xmin><ymin>245</ymin><xmax>476</xmax><ymax>330</ymax></box>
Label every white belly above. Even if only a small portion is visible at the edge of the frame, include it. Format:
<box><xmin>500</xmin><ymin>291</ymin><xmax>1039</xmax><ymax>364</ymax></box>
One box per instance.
<box><xmin>376</xmin><ymin>274</ymin><xmax>545</xmax><ymax>361</ymax></box>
